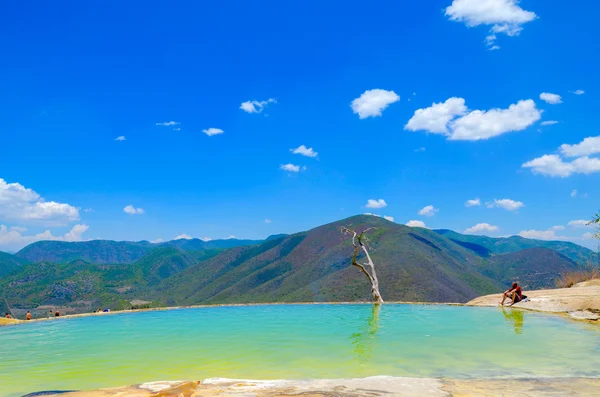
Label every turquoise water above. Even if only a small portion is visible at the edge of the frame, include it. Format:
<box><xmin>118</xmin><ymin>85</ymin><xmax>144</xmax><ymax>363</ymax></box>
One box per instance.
<box><xmin>1</xmin><ymin>304</ymin><xmax>599</xmax><ymax>397</ymax></box>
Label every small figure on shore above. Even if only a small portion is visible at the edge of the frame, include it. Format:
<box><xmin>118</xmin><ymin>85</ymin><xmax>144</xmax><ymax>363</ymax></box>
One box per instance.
<box><xmin>26</xmin><ymin>311</ymin><xmax>32</xmax><ymax>320</ymax></box>
<box><xmin>54</xmin><ymin>311</ymin><xmax>60</xmax><ymax>317</ymax></box>
<box><xmin>5</xmin><ymin>312</ymin><xmax>11</xmax><ymax>319</ymax></box>
<box><xmin>48</xmin><ymin>310</ymin><xmax>53</xmax><ymax>318</ymax></box>
<box><xmin>500</xmin><ymin>282</ymin><xmax>526</xmax><ymax>306</ymax></box>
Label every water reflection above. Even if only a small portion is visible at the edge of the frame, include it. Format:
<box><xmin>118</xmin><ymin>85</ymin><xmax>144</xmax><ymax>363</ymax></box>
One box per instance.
<box><xmin>502</xmin><ymin>308</ymin><xmax>524</xmax><ymax>334</ymax></box>
<box><xmin>350</xmin><ymin>304</ymin><xmax>381</xmax><ymax>363</ymax></box>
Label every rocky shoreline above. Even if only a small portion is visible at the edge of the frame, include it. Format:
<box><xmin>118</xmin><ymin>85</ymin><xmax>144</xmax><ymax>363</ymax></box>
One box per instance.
<box><xmin>31</xmin><ymin>376</ymin><xmax>600</xmax><ymax>397</ymax></box>
<box><xmin>467</xmin><ymin>279</ymin><xmax>600</xmax><ymax>321</ymax></box>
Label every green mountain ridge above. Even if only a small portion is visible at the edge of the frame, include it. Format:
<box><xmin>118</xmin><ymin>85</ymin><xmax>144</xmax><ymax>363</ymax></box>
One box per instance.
<box><xmin>433</xmin><ymin>229</ymin><xmax>595</xmax><ymax>264</ymax></box>
<box><xmin>0</xmin><ymin>215</ymin><xmax>593</xmax><ymax>315</ymax></box>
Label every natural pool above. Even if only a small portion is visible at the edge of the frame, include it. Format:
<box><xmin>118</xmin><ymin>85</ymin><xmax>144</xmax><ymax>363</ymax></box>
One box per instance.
<box><xmin>0</xmin><ymin>304</ymin><xmax>599</xmax><ymax>397</ymax></box>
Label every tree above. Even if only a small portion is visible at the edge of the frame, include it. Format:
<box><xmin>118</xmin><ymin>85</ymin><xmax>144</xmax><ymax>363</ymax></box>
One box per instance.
<box><xmin>589</xmin><ymin>211</ymin><xmax>600</xmax><ymax>240</ymax></box>
<box><xmin>341</xmin><ymin>227</ymin><xmax>384</xmax><ymax>304</ymax></box>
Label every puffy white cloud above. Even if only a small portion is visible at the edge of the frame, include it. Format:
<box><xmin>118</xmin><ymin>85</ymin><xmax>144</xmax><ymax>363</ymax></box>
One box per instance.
<box><xmin>123</xmin><ymin>205</ymin><xmax>144</xmax><ymax>215</ymax></box>
<box><xmin>365</xmin><ymin>199</ymin><xmax>387</xmax><ymax>209</ymax></box>
<box><xmin>240</xmin><ymin>98</ymin><xmax>277</xmax><ymax>114</ymax></box>
<box><xmin>449</xmin><ymin>100</ymin><xmax>541</xmax><ymax>141</ymax></box>
<box><xmin>174</xmin><ymin>234</ymin><xmax>193</xmax><ymax>240</ymax></box>
<box><xmin>114</xmin><ymin>136</ymin><xmax>126</xmax><ymax>141</ymax></box>
<box><xmin>351</xmin><ymin>89</ymin><xmax>400</xmax><ymax>119</ymax></box>
<box><xmin>200</xmin><ymin>237</ymin><xmax>212</xmax><ymax>242</ymax></box>
<box><xmin>486</xmin><ymin>198</ymin><xmax>524</xmax><ymax>211</ymax></box>
<box><xmin>465</xmin><ymin>198</ymin><xmax>481</xmax><ymax>207</ymax></box>
<box><xmin>406</xmin><ymin>220</ymin><xmax>427</xmax><ymax>228</ymax></box>
<box><xmin>0</xmin><ymin>223</ymin><xmax>89</xmax><ymax>251</ymax></box>
<box><xmin>560</xmin><ymin>136</ymin><xmax>600</xmax><ymax>157</ymax></box>
<box><xmin>540</xmin><ymin>92</ymin><xmax>562</xmax><ymax>104</ymax></box>
<box><xmin>572</xmin><ymin>90</ymin><xmax>585</xmax><ymax>95</ymax></box>
<box><xmin>151</xmin><ymin>238</ymin><xmax>165</xmax><ymax>244</ymax></box>
<box><xmin>227</xmin><ymin>235</ymin><xmax>236</xmax><ymax>239</ymax></box>
<box><xmin>383</xmin><ymin>216</ymin><xmax>395</xmax><ymax>222</ymax></box>
<box><xmin>156</xmin><ymin>121</ymin><xmax>180</xmax><ymax>127</ymax></box>
<box><xmin>445</xmin><ymin>0</ymin><xmax>537</xmax><ymax>49</ymax></box>
<box><xmin>280</xmin><ymin>163</ymin><xmax>302</xmax><ymax>172</ymax></box>
<box><xmin>540</xmin><ymin>120</ymin><xmax>558</xmax><ymax>126</ymax></box>
<box><xmin>290</xmin><ymin>145</ymin><xmax>318</xmax><ymax>158</ymax></box>
<box><xmin>523</xmin><ymin>154</ymin><xmax>600</xmax><ymax>177</ymax></box>
<box><xmin>464</xmin><ymin>223</ymin><xmax>499</xmax><ymax>234</ymax></box>
<box><xmin>418</xmin><ymin>205</ymin><xmax>439</xmax><ymax>217</ymax></box>
<box><xmin>202</xmin><ymin>128</ymin><xmax>224</xmax><ymax>136</ymax></box>
<box><xmin>0</xmin><ymin>178</ymin><xmax>80</xmax><ymax>225</ymax></box>
<box><xmin>568</xmin><ymin>220</ymin><xmax>594</xmax><ymax>228</ymax></box>
<box><xmin>518</xmin><ymin>228</ymin><xmax>568</xmax><ymax>241</ymax></box>
<box><xmin>406</xmin><ymin>98</ymin><xmax>540</xmax><ymax>141</ymax></box>
<box><xmin>264</xmin><ymin>219</ymin><xmax>272</xmax><ymax>224</ymax></box>
<box><xmin>405</xmin><ymin>97</ymin><xmax>467</xmax><ymax>134</ymax></box>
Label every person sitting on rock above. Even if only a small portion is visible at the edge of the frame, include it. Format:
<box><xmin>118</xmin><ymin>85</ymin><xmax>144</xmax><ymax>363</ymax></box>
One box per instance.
<box><xmin>500</xmin><ymin>282</ymin><xmax>523</xmax><ymax>306</ymax></box>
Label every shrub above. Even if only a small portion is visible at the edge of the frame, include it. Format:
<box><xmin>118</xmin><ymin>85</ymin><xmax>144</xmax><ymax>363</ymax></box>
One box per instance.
<box><xmin>555</xmin><ymin>264</ymin><xmax>600</xmax><ymax>288</ymax></box>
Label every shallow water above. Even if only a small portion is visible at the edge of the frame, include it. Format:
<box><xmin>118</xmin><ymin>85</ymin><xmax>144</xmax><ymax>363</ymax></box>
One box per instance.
<box><xmin>0</xmin><ymin>304</ymin><xmax>599</xmax><ymax>397</ymax></box>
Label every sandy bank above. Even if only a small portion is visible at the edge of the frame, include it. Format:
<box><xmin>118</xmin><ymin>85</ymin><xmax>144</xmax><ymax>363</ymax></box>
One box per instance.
<box><xmin>37</xmin><ymin>376</ymin><xmax>600</xmax><ymax>397</ymax></box>
<box><xmin>467</xmin><ymin>279</ymin><xmax>600</xmax><ymax>321</ymax></box>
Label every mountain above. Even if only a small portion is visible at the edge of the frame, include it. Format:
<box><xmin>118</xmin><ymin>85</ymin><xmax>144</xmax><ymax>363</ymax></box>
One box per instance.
<box><xmin>152</xmin><ymin>215</ymin><xmax>503</xmax><ymax>305</ymax></box>
<box><xmin>434</xmin><ymin>229</ymin><xmax>595</xmax><ymax>264</ymax></box>
<box><xmin>0</xmin><ymin>251</ymin><xmax>29</xmax><ymax>277</ymax></box>
<box><xmin>15</xmin><ymin>238</ymin><xmax>262</xmax><ymax>264</ymax></box>
<box><xmin>477</xmin><ymin>248</ymin><xmax>579</xmax><ymax>290</ymax></box>
<box><xmin>1</xmin><ymin>215</ymin><xmax>589</xmax><ymax>314</ymax></box>
<box><xmin>15</xmin><ymin>240</ymin><xmax>154</xmax><ymax>264</ymax></box>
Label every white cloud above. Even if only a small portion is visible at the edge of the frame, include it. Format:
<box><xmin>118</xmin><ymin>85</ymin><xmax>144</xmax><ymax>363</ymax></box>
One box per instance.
<box><xmin>0</xmin><ymin>223</ymin><xmax>89</xmax><ymax>252</ymax></box>
<box><xmin>151</xmin><ymin>238</ymin><xmax>164</xmax><ymax>244</ymax></box>
<box><xmin>0</xmin><ymin>178</ymin><xmax>80</xmax><ymax>225</ymax></box>
<box><xmin>418</xmin><ymin>205</ymin><xmax>439</xmax><ymax>217</ymax></box>
<box><xmin>449</xmin><ymin>100</ymin><xmax>541</xmax><ymax>141</ymax></box>
<box><xmin>156</xmin><ymin>121</ymin><xmax>180</xmax><ymax>127</ymax></box>
<box><xmin>406</xmin><ymin>98</ymin><xmax>541</xmax><ymax>141</ymax></box>
<box><xmin>540</xmin><ymin>120</ymin><xmax>558</xmax><ymax>126</ymax></box>
<box><xmin>540</xmin><ymin>92</ymin><xmax>562</xmax><ymax>104</ymax></box>
<box><xmin>518</xmin><ymin>228</ymin><xmax>568</xmax><ymax>241</ymax></box>
<box><xmin>365</xmin><ymin>199</ymin><xmax>387</xmax><ymax>209</ymax></box>
<box><xmin>351</xmin><ymin>89</ymin><xmax>400</xmax><ymax>119</ymax></box>
<box><xmin>406</xmin><ymin>220</ymin><xmax>427</xmax><ymax>228</ymax></box>
<box><xmin>486</xmin><ymin>198</ymin><xmax>524</xmax><ymax>211</ymax></box>
<box><xmin>264</xmin><ymin>219</ymin><xmax>272</xmax><ymax>223</ymax></box>
<box><xmin>203</xmin><ymin>128</ymin><xmax>224</xmax><ymax>136</ymax></box>
<box><xmin>240</xmin><ymin>98</ymin><xmax>277</xmax><ymax>114</ymax></box>
<box><xmin>414</xmin><ymin>147</ymin><xmax>426</xmax><ymax>152</ymax></box>
<box><xmin>523</xmin><ymin>154</ymin><xmax>600</xmax><ymax>177</ymax></box>
<box><xmin>560</xmin><ymin>136</ymin><xmax>600</xmax><ymax>157</ymax></box>
<box><xmin>573</xmin><ymin>90</ymin><xmax>585</xmax><ymax>95</ymax></box>
<box><xmin>123</xmin><ymin>205</ymin><xmax>144</xmax><ymax>215</ymax></box>
<box><xmin>464</xmin><ymin>223</ymin><xmax>499</xmax><ymax>234</ymax></box>
<box><xmin>551</xmin><ymin>225</ymin><xmax>565</xmax><ymax>231</ymax></box>
<box><xmin>290</xmin><ymin>145</ymin><xmax>318</xmax><ymax>158</ymax></box>
<box><xmin>445</xmin><ymin>0</ymin><xmax>537</xmax><ymax>49</ymax></box>
<box><xmin>84</xmin><ymin>208</ymin><xmax>93</xmax><ymax>213</ymax></box>
<box><xmin>383</xmin><ymin>216</ymin><xmax>395</xmax><ymax>222</ymax></box>
<box><xmin>568</xmin><ymin>220</ymin><xmax>594</xmax><ymax>228</ymax></box>
<box><xmin>405</xmin><ymin>97</ymin><xmax>467</xmax><ymax>134</ymax></box>
<box><xmin>280</xmin><ymin>163</ymin><xmax>302</xmax><ymax>172</ymax></box>
<box><xmin>174</xmin><ymin>234</ymin><xmax>193</xmax><ymax>240</ymax></box>
<box><xmin>227</xmin><ymin>235</ymin><xmax>236</xmax><ymax>239</ymax></box>
<box><xmin>200</xmin><ymin>237</ymin><xmax>212</xmax><ymax>242</ymax></box>
<box><xmin>465</xmin><ymin>198</ymin><xmax>481</xmax><ymax>207</ymax></box>
<box><xmin>115</xmin><ymin>136</ymin><xmax>126</xmax><ymax>141</ymax></box>
<box><xmin>571</xmin><ymin>189</ymin><xmax>577</xmax><ymax>198</ymax></box>
<box><xmin>173</xmin><ymin>127</ymin><xmax>181</xmax><ymax>131</ymax></box>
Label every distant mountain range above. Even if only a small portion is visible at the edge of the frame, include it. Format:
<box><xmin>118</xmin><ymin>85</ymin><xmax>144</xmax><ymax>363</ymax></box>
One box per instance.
<box><xmin>0</xmin><ymin>215</ymin><xmax>595</xmax><ymax>315</ymax></box>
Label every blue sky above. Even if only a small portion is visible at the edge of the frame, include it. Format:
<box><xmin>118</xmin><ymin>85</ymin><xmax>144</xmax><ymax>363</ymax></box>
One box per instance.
<box><xmin>1</xmin><ymin>0</ymin><xmax>599</xmax><ymax>251</ymax></box>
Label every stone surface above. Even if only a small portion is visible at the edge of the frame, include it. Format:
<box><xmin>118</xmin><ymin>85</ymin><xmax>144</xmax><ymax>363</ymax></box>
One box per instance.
<box><xmin>467</xmin><ymin>279</ymin><xmax>600</xmax><ymax>322</ymax></box>
<box><xmin>41</xmin><ymin>377</ymin><xmax>600</xmax><ymax>397</ymax></box>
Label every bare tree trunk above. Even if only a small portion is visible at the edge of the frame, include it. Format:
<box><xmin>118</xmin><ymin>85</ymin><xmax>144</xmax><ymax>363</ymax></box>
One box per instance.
<box><xmin>341</xmin><ymin>227</ymin><xmax>384</xmax><ymax>304</ymax></box>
